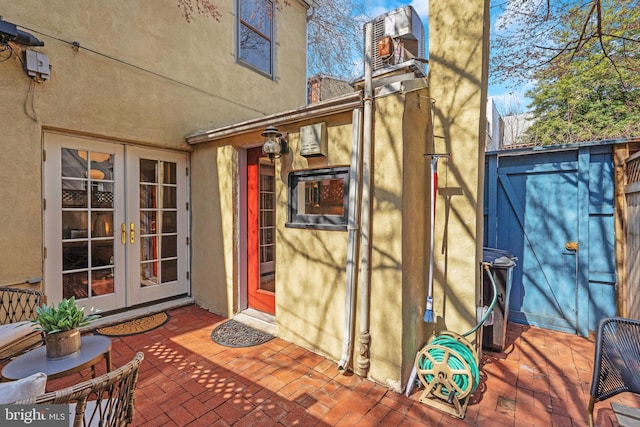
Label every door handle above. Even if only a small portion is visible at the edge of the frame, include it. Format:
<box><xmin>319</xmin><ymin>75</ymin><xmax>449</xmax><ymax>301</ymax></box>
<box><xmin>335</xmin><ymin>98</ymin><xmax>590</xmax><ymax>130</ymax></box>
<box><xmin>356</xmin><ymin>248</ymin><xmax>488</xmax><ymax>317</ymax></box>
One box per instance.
<box><xmin>130</xmin><ymin>222</ymin><xmax>135</xmax><ymax>244</ymax></box>
<box><xmin>121</xmin><ymin>223</ymin><xmax>126</xmax><ymax>245</ymax></box>
<box><xmin>565</xmin><ymin>241</ymin><xmax>578</xmax><ymax>251</ymax></box>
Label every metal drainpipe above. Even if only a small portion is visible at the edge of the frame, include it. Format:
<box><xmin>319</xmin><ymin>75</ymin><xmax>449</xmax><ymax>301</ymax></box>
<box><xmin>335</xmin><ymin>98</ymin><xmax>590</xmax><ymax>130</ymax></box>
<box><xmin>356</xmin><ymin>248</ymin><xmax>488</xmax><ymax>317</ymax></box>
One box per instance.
<box><xmin>355</xmin><ymin>21</ymin><xmax>374</xmax><ymax>378</ymax></box>
<box><xmin>337</xmin><ymin>107</ymin><xmax>363</xmax><ymax>372</ymax></box>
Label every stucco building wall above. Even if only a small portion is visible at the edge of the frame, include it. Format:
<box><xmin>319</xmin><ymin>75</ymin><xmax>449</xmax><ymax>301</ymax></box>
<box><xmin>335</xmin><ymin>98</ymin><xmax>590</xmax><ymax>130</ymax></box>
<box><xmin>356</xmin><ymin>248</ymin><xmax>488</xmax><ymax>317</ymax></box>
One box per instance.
<box><xmin>271</xmin><ymin>92</ymin><xmax>431</xmax><ymax>390</ymax></box>
<box><xmin>276</xmin><ymin>114</ymin><xmax>354</xmax><ymax>357</ymax></box>
<box><xmin>427</xmin><ymin>0</ymin><xmax>490</xmax><ymax>339</ymax></box>
<box><xmin>368</xmin><ymin>89</ymin><xmax>430</xmax><ymax>389</ymax></box>
<box><xmin>189</xmin><ymin>84</ymin><xmax>433</xmax><ymax>390</ymax></box>
<box><xmin>313</xmin><ymin>0</ymin><xmax>490</xmax><ymax>387</ymax></box>
<box><xmin>190</xmin><ymin>144</ymin><xmax>237</xmax><ymax>315</ymax></box>
<box><xmin>2</xmin><ymin>0</ymin><xmax>491</xmax><ymax>396</ymax></box>
<box><xmin>0</xmin><ymin>0</ymin><xmax>309</xmax><ymax>289</ymax></box>
<box><xmin>188</xmin><ymin>0</ymin><xmax>489</xmax><ymax>394</ymax></box>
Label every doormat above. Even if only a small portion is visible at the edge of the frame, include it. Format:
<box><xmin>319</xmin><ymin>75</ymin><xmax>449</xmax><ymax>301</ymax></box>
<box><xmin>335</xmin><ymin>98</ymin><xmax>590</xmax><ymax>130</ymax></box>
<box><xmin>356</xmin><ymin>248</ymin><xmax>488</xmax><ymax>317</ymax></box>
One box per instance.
<box><xmin>94</xmin><ymin>311</ymin><xmax>169</xmax><ymax>337</ymax></box>
<box><xmin>211</xmin><ymin>319</ymin><xmax>274</xmax><ymax>348</ymax></box>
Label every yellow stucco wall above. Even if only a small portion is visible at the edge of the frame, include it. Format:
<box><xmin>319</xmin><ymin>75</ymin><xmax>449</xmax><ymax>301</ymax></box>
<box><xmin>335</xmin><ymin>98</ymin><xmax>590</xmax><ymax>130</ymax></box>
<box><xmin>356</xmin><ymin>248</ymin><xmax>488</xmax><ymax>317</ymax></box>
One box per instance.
<box><xmin>272</xmin><ymin>0</ymin><xmax>490</xmax><ymax>389</ymax></box>
<box><xmin>428</xmin><ymin>0</ymin><xmax>490</xmax><ymax>338</ymax></box>
<box><xmin>190</xmin><ymin>144</ymin><xmax>237</xmax><ymax>315</ymax></box>
<box><xmin>0</xmin><ymin>1</ymin><xmax>309</xmax><ymax>289</ymax></box>
<box><xmin>369</xmin><ymin>89</ymin><xmax>431</xmax><ymax>390</ymax></box>
<box><xmin>2</xmin><ymin>0</ymin><xmax>489</xmax><ymax>395</ymax></box>
<box><xmin>270</xmin><ymin>87</ymin><xmax>431</xmax><ymax>391</ymax></box>
<box><xmin>276</xmin><ymin>114</ymin><xmax>354</xmax><ymax>356</ymax></box>
<box><xmin>188</xmin><ymin>0</ymin><xmax>489</xmax><ymax>394</ymax></box>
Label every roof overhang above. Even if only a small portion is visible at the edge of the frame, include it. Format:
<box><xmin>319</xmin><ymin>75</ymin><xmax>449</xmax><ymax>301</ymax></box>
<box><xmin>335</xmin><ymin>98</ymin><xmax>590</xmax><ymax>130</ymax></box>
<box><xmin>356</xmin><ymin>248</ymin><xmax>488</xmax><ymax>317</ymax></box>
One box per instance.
<box><xmin>186</xmin><ymin>91</ymin><xmax>362</xmax><ymax>145</ymax></box>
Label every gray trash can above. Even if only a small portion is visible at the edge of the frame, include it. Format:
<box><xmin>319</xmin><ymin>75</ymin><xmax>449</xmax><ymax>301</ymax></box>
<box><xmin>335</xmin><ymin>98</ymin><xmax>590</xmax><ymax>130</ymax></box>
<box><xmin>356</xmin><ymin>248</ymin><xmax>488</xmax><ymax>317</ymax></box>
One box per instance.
<box><xmin>482</xmin><ymin>247</ymin><xmax>517</xmax><ymax>352</ymax></box>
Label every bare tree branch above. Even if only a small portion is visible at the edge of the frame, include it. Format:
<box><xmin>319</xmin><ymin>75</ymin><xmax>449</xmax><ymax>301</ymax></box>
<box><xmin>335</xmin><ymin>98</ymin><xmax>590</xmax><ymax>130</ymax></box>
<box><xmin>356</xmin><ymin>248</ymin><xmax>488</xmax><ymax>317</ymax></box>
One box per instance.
<box><xmin>491</xmin><ymin>0</ymin><xmax>640</xmax><ymax>87</ymax></box>
<box><xmin>177</xmin><ymin>0</ymin><xmax>222</xmax><ymax>23</ymax></box>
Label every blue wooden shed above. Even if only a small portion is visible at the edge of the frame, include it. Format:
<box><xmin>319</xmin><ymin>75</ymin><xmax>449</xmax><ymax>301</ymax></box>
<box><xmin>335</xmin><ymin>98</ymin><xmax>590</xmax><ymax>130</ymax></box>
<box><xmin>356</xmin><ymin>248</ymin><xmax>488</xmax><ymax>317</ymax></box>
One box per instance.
<box><xmin>484</xmin><ymin>143</ymin><xmax>618</xmax><ymax>337</ymax></box>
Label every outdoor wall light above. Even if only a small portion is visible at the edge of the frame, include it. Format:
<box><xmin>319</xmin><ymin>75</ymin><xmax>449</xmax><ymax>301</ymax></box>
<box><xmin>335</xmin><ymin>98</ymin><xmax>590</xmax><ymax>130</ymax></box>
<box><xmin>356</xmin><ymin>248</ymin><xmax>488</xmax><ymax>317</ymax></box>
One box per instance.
<box><xmin>0</xmin><ymin>18</ymin><xmax>44</xmax><ymax>46</ymax></box>
<box><xmin>261</xmin><ymin>125</ymin><xmax>288</xmax><ymax>162</ymax></box>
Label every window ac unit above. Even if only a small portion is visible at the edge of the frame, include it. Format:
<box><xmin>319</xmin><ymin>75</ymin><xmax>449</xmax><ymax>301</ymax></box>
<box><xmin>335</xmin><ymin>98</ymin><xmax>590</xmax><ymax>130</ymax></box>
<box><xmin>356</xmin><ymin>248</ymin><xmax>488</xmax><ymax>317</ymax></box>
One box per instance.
<box><xmin>368</xmin><ymin>6</ymin><xmax>426</xmax><ymax>73</ymax></box>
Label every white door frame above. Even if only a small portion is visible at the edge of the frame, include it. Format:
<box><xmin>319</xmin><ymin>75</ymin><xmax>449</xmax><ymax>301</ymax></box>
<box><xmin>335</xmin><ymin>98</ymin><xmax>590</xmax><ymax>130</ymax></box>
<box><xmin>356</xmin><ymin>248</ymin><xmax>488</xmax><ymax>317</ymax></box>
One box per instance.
<box><xmin>126</xmin><ymin>145</ymin><xmax>189</xmax><ymax>306</ymax></box>
<box><xmin>43</xmin><ymin>132</ymin><xmax>189</xmax><ymax>312</ymax></box>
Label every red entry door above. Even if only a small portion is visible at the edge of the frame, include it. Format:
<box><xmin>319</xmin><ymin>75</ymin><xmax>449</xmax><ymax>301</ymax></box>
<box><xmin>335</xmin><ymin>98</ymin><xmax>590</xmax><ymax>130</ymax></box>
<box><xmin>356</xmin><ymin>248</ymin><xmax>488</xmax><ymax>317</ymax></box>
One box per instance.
<box><xmin>247</xmin><ymin>148</ymin><xmax>276</xmax><ymax>314</ymax></box>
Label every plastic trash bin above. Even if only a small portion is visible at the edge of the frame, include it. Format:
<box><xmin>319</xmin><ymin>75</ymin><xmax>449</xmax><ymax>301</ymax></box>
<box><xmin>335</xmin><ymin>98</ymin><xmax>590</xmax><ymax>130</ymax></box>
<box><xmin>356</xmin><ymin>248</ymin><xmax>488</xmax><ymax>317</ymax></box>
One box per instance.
<box><xmin>482</xmin><ymin>247</ymin><xmax>517</xmax><ymax>352</ymax></box>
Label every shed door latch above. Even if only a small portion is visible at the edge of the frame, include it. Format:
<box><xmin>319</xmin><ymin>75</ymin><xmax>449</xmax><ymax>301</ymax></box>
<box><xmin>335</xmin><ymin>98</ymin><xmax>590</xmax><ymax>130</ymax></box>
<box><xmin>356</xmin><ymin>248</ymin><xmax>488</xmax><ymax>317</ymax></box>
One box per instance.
<box><xmin>565</xmin><ymin>241</ymin><xmax>579</xmax><ymax>251</ymax></box>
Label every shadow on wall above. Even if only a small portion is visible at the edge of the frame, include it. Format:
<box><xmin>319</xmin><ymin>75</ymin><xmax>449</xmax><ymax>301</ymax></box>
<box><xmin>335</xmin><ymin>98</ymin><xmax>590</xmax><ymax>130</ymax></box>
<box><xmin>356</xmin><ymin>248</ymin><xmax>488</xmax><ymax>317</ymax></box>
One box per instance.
<box><xmin>191</xmin><ymin>145</ymin><xmax>231</xmax><ymax>313</ymax></box>
<box><xmin>428</xmin><ymin>2</ymin><xmax>488</xmax><ymax>335</ymax></box>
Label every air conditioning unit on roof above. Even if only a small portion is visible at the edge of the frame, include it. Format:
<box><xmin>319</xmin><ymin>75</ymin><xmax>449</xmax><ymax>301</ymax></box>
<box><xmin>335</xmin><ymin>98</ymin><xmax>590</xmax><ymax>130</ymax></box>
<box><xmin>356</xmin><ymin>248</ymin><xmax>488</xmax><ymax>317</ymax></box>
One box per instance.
<box><xmin>368</xmin><ymin>6</ymin><xmax>426</xmax><ymax>74</ymax></box>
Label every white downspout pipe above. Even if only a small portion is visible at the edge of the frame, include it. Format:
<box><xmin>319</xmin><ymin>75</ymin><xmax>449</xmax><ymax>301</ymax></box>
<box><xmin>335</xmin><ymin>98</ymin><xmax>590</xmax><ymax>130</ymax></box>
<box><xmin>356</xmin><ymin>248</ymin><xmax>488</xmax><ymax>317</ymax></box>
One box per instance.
<box><xmin>337</xmin><ymin>107</ymin><xmax>363</xmax><ymax>371</ymax></box>
<box><xmin>355</xmin><ymin>21</ymin><xmax>374</xmax><ymax>378</ymax></box>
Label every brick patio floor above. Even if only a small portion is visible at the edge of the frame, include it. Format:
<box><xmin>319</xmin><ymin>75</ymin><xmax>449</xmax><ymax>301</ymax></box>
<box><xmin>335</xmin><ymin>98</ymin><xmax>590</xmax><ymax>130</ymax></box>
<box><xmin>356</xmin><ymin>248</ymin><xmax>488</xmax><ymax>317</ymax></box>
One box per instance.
<box><xmin>25</xmin><ymin>304</ymin><xmax>640</xmax><ymax>426</ymax></box>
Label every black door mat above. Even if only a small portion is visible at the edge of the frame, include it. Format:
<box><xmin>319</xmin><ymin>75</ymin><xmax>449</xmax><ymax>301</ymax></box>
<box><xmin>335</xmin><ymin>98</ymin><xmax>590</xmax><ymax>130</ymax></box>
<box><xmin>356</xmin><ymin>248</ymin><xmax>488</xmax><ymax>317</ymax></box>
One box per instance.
<box><xmin>211</xmin><ymin>319</ymin><xmax>274</xmax><ymax>348</ymax></box>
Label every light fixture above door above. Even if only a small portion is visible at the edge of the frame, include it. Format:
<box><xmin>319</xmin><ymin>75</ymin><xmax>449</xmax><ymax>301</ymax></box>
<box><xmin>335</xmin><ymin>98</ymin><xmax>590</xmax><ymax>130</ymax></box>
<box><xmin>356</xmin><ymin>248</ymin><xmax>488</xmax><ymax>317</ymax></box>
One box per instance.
<box><xmin>261</xmin><ymin>125</ymin><xmax>288</xmax><ymax>162</ymax></box>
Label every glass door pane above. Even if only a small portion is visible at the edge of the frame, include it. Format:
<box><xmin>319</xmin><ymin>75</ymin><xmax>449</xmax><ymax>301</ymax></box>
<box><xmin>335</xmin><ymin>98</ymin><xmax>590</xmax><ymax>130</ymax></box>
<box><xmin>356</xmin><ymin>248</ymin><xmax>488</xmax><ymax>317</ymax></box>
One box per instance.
<box><xmin>60</xmin><ymin>148</ymin><xmax>115</xmax><ymax>299</ymax></box>
<box><xmin>127</xmin><ymin>146</ymin><xmax>188</xmax><ymax>306</ymax></box>
<box><xmin>61</xmin><ymin>149</ymin><xmax>116</xmax><ymax>299</ymax></box>
<box><xmin>45</xmin><ymin>134</ymin><xmax>188</xmax><ymax>311</ymax></box>
<box><xmin>44</xmin><ymin>133</ymin><xmax>125</xmax><ymax>313</ymax></box>
<box><xmin>139</xmin><ymin>159</ymin><xmax>178</xmax><ymax>287</ymax></box>
<box><xmin>259</xmin><ymin>160</ymin><xmax>275</xmax><ymax>293</ymax></box>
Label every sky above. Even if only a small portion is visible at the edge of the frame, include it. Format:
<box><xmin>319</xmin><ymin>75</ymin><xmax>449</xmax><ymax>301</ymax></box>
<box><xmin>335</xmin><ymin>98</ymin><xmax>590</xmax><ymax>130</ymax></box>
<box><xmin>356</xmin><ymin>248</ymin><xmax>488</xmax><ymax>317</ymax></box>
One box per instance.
<box><xmin>486</xmin><ymin>1</ymin><xmax>534</xmax><ymax>112</ymax></box>
<box><xmin>364</xmin><ymin>0</ymin><xmax>532</xmax><ymax>114</ymax></box>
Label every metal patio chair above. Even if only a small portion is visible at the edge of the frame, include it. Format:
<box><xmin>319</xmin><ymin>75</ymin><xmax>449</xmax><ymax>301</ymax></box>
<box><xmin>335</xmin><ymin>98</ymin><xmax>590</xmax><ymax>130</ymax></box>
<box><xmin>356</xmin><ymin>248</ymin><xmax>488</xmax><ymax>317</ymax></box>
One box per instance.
<box><xmin>14</xmin><ymin>351</ymin><xmax>144</xmax><ymax>427</ymax></box>
<box><xmin>0</xmin><ymin>286</ymin><xmax>46</xmax><ymax>362</ymax></box>
<box><xmin>588</xmin><ymin>317</ymin><xmax>640</xmax><ymax>427</ymax></box>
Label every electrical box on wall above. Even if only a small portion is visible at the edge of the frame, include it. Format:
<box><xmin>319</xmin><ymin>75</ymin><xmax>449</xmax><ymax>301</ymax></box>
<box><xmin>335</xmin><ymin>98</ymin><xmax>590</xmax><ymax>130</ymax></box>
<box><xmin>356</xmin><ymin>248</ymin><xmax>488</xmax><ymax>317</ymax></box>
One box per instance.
<box><xmin>24</xmin><ymin>50</ymin><xmax>49</xmax><ymax>81</ymax></box>
<box><xmin>300</xmin><ymin>122</ymin><xmax>328</xmax><ymax>158</ymax></box>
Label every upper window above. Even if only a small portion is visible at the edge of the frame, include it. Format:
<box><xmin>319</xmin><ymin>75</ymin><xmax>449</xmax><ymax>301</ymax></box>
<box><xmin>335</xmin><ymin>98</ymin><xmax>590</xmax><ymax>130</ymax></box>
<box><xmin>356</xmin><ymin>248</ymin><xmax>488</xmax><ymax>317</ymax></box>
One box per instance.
<box><xmin>287</xmin><ymin>167</ymin><xmax>350</xmax><ymax>231</ymax></box>
<box><xmin>237</xmin><ymin>0</ymin><xmax>274</xmax><ymax>77</ymax></box>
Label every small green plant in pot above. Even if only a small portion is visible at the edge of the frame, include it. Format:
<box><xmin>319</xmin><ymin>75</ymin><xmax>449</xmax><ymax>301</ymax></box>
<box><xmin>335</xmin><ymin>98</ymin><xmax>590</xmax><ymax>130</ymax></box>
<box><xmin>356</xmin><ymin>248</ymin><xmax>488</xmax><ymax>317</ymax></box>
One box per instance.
<box><xmin>31</xmin><ymin>297</ymin><xmax>100</xmax><ymax>359</ymax></box>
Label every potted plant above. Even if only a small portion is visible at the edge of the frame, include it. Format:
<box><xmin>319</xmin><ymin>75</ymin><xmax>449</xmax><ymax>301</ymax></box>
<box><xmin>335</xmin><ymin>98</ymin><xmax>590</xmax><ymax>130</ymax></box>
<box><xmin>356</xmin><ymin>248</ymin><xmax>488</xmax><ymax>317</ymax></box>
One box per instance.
<box><xmin>31</xmin><ymin>297</ymin><xmax>100</xmax><ymax>359</ymax></box>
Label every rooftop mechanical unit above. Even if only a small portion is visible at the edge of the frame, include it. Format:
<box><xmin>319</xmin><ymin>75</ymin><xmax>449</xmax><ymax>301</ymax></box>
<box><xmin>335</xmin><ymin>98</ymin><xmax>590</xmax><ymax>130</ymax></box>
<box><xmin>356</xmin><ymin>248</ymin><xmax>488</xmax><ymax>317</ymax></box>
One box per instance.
<box><xmin>368</xmin><ymin>6</ymin><xmax>426</xmax><ymax>74</ymax></box>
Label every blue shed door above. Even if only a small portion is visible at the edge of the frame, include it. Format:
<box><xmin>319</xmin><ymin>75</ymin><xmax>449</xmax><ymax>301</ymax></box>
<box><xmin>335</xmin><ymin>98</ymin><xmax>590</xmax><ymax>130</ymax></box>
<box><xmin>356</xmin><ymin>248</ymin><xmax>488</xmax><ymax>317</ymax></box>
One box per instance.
<box><xmin>485</xmin><ymin>146</ymin><xmax>616</xmax><ymax>336</ymax></box>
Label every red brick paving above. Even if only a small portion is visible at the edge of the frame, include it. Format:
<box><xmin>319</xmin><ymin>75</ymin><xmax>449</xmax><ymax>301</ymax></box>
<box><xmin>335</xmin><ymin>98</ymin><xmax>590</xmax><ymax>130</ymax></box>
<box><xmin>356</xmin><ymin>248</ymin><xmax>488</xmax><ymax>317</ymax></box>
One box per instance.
<box><xmin>9</xmin><ymin>304</ymin><xmax>640</xmax><ymax>426</ymax></box>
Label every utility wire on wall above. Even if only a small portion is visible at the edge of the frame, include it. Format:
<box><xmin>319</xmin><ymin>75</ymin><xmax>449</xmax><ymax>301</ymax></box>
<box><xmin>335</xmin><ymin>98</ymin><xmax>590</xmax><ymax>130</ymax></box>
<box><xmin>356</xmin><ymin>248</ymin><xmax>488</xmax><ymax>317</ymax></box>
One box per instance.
<box><xmin>0</xmin><ymin>41</ymin><xmax>40</xmax><ymax>122</ymax></box>
<box><xmin>19</xmin><ymin>25</ymin><xmax>269</xmax><ymax>115</ymax></box>
<box><xmin>0</xmin><ymin>43</ymin><xmax>13</xmax><ymax>61</ymax></box>
<box><xmin>24</xmin><ymin>79</ymin><xmax>39</xmax><ymax>122</ymax></box>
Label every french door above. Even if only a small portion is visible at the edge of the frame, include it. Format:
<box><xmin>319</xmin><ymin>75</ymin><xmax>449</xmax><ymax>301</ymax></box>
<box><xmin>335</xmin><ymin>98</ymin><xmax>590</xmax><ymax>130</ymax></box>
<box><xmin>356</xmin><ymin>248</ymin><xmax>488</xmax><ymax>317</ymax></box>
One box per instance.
<box><xmin>43</xmin><ymin>133</ymin><xmax>189</xmax><ymax>313</ymax></box>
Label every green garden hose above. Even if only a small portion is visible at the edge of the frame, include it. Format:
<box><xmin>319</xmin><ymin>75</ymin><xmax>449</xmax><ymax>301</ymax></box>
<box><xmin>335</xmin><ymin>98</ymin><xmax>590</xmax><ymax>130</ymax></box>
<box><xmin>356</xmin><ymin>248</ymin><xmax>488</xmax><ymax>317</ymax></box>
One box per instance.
<box><xmin>415</xmin><ymin>264</ymin><xmax>498</xmax><ymax>400</ymax></box>
<box><xmin>416</xmin><ymin>334</ymin><xmax>479</xmax><ymax>398</ymax></box>
<box><xmin>462</xmin><ymin>263</ymin><xmax>498</xmax><ymax>338</ymax></box>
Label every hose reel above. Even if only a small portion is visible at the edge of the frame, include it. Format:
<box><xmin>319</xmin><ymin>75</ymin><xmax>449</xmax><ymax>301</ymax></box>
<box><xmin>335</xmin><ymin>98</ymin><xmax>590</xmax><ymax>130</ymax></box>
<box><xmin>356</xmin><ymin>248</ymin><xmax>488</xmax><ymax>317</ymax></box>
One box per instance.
<box><xmin>410</xmin><ymin>263</ymin><xmax>498</xmax><ymax>418</ymax></box>
<box><xmin>415</xmin><ymin>331</ymin><xmax>479</xmax><ymax>418</ymax></box>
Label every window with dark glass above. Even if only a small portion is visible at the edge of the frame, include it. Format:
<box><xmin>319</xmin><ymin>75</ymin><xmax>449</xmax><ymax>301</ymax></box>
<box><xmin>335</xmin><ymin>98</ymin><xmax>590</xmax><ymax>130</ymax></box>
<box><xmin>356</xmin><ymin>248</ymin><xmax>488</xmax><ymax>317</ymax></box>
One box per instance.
<box><xmin>237</xmin><ymin>0</ymin><xmax>273</xmax><ymax>76</ymax></box>
<box><xmin>287</xmin><ymin>167</ymin><xmax>350</xmax><ymax>231</ymax></box>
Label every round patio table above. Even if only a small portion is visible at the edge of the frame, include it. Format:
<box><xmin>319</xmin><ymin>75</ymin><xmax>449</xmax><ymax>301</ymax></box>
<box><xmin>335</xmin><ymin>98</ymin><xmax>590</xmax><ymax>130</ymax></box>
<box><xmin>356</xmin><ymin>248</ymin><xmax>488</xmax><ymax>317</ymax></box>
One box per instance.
<box><xmin>1</xmin><ymin>335</ymin><xmax>112</xmax><ymax>381</ymax></box>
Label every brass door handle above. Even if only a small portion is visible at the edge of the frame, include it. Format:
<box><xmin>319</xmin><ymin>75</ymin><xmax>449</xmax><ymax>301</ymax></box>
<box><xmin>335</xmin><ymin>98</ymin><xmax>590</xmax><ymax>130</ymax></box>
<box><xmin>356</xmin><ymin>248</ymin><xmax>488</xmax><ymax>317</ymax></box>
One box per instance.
<box><xmin>121</xmin><ymin>223</ymin><xmax>126</xmax><ymax>245</ymax></box>
<box><xmin>130</xmin><ymin>222</ymin><xmax>135</xmax><ymax>244</ymax></box>
<box><xmin>565</xmin><ymin>241</ymin><xmax>578</xmax><ymax>251</ymax></box>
